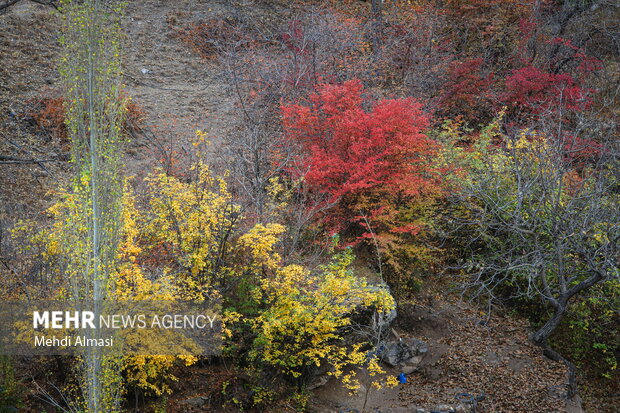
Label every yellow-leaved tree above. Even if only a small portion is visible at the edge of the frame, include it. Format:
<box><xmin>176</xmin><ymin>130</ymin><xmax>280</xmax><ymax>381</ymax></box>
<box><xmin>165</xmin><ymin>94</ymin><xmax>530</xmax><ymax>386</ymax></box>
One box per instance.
<box><xmin>17</xmin><ymin>146</ymin><xmax>398</xmax><ymax>402</ymax></box>
<box><xmin>239</xmin><ymin>227</ymin><xmax>396</xmax><ymax>391</ymax></box>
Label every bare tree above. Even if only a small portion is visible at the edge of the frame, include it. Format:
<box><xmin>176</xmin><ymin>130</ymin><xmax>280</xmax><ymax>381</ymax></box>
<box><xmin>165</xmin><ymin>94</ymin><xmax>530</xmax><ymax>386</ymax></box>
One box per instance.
<box><xmin>450</xmin><ymin>121</ymin><xmax>619</xmax><ymax>397</ymax></box>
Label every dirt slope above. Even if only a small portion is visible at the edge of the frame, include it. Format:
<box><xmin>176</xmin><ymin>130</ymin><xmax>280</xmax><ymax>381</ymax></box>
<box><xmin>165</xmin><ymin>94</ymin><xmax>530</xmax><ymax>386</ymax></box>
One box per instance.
<box><xmin>121</xmin><ymin>0</ymin><xmax>237</xmax><ymax>177</ymax></box>
<box><xmin>310</xmin><ymin>292</ymin><xmax>574</xmax><ymax>413</ymax></box>
<box><xmin>0</xmin><ymin>2</ymin><xmax>66</xmax><ymax>222</ymax></box>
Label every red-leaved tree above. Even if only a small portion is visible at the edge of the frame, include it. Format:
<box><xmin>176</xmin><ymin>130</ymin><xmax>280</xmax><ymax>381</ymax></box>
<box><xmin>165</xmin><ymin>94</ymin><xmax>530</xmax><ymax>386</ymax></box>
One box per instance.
<box><xmin>439</xmin><ymin>57</ymin><xmax>494</xmax><ymax>123</ymax></box>
<box><xmin>503</xmin><ymin>65</ymin><xmax>592</xmax><ymax>116</ymax></box>
<box><xmin>281</xmin><ymin>80</ymin><xmax>442</xmax><ymax>285</ymax></box>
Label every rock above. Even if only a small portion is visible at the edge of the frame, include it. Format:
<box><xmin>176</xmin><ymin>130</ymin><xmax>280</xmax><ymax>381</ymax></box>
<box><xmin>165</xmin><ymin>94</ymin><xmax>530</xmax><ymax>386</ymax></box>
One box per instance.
<box><xmin>371</xmin><ymin>300</ymin><xmax>397</xmax><ymax>332</ymax></box>
<box><xmin>141</xmin><ymin>68</ymin><xmax>151</xmax><ymax>75</ymax></box>
<box><xmin>383</xmin><ymin>340</ymin><xmax>409</xmax><ymax>367</ymax></box>
<box><xmin>409</xmin><ymin>355</ymin><xmax>424</xmax><ymax>365</ymax></box>
<box><xmin>401</xmin><ymin>355</ymin><xmax>424</xmax><ymax>374</ymax></box>
<box><xmin>407</xmin><ymin>338</ymin><xmax>429</xmax><ymax>355</ymax></box>
<box><xmin>180</xmin><ymin>396</ymin><xmax>208</xmax><ymax>408</ymax></box>
<box><xmin>566</xmin><ymin>395</ymin><xmax>585</xmax><ymax>413</ymax></box>
<box><xmin>401</xmin><ymin>364</ymin><xmax>417</xmax><ymax>375</ymax></box>
<box><xmin>434</xmin><ymin>405</ymin><xmax>454</xmax><ymax>412</ymax></box>
<box><xmin>385</xmin><ymin>307</ymin><xmax>397</xmax><ymax>324</ymax></box>
<box><xmin>307</xmin><ymin>373</ymin><xmax>331</xmax><ymax>390</ymax></box>
<box><xmin>382</xmin><ymin>338</ymin><xmax>429</xmax><ymax>367</ymax></box>
<box><xmin>547</xmin><ymin>384</ymin><xmax>567</xmax><ymax>400</ymax></box>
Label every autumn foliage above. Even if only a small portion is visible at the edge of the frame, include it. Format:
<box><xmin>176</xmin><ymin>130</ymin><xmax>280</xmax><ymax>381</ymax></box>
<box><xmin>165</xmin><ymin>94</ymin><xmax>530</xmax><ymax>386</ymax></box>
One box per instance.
<box><xmin>282</xmin><ymin>80</ymin><xmax>437</xmax><ymax>217</ymax></box>
<box><xmin>281</xmin><ymin>80</ymin><xmax>443</xmax><ymax>282</ymax></box>
<box><xmin>439</xmin><ymin>58</ymin><xmax>494</xmax><ymax>122</ymax></box>
<box><xmin>23</xmin><ymin>93</ymin><xmax>68</xmax><ymax>143</ymax></box>
<box><xmin>5</xmin><ymin>0</ymin><xmax>619</xmax><ymax>409</ymax></box>
<box><xmin>23</xmin><ymin>92</ymin><xmax>144</xmax><ymax>143</ymax></box>
<box><xmin>503</xmin><ymin>65</ymin><xmax>591</xmax><ymax>116</ymax></box>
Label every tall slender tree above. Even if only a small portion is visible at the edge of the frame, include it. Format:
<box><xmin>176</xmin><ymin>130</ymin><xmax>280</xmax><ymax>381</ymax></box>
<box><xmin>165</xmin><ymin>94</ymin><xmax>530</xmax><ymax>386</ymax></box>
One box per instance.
<box><xmin>59</xmin><ymin>0</ymin><xmax>125</xmax><ymax>410</ymax></box>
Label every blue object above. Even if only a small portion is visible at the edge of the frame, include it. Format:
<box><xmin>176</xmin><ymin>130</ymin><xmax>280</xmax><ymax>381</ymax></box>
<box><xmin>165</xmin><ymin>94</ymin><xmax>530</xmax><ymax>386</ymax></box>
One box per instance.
<box><xmin>398</xmin><ymin>373</ymin><xmax>407</xmax><ymax>384</ymax></box>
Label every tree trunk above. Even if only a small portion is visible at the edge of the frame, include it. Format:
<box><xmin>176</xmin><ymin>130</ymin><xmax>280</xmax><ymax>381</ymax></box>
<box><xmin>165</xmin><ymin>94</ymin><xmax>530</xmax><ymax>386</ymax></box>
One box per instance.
<box><xmin>532</xmin><ymin>305</ymin><xmax>577</xmax><ymax>398</ymax></box>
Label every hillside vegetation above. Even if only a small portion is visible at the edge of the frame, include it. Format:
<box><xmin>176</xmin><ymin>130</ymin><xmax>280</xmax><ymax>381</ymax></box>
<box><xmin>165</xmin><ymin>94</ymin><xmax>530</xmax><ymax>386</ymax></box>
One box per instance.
<box><xmin>0</xmin><ymin>0</ymin><xmax>618</xmax><ymax>412</ymax></box>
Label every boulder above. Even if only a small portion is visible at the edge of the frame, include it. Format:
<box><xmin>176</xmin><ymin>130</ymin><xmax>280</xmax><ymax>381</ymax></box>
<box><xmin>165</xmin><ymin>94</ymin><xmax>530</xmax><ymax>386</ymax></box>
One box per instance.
<box><xmin>307</xmin><ymin>373</ymin><xmax>331</xmax><ymax>390</ymax></box>
<box><xmin>180</xmin><ymin>396</ymin><xmax>208</xmax><ymax>408</ymax></box>
<box><xmin>382</xmin><ymin>337</ymin><xmax>429</xmax><ymax>368</ymax></box>
<box><xmin>408</xmin><ymin>338</ymin><xmax>429</xmax><ymax>355</ymax></box>
<box><xmin>401</xmin><ymin>355</ymin><xmax>424</xmax><ymax>374</ymax></box>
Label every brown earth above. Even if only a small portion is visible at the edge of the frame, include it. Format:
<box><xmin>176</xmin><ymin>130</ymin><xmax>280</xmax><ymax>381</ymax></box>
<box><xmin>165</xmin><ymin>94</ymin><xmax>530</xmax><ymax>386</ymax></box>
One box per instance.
<box><xmin>120</xmin><ymin>0</ymin><xmax>238</xmax><ymax>179</ymax></box>
<box><xmin>0</xmin><ymin>1</ymin><xmax>67</xmax><ymax>222</ymax></box>
<box><xmin>309</xmin><ymin>291</ymin><xmax>573</xmax><ymax>413</ymax></box>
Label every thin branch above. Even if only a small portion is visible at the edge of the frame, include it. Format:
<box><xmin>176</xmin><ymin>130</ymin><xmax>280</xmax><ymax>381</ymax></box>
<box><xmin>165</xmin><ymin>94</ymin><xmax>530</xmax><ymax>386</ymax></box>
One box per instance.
<box><xmin>0</xmin><ymin>155</ymin><xmax>57</xmax><ymax>164</ymax></box>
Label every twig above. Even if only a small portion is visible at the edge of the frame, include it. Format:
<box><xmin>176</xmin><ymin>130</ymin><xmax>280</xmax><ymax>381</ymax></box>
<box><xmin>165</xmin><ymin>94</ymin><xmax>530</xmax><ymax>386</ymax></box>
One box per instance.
<box><xmin>0</xmin><ymin>155</ymin><xmax>57</xmax><ymax>164</ymax></box>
